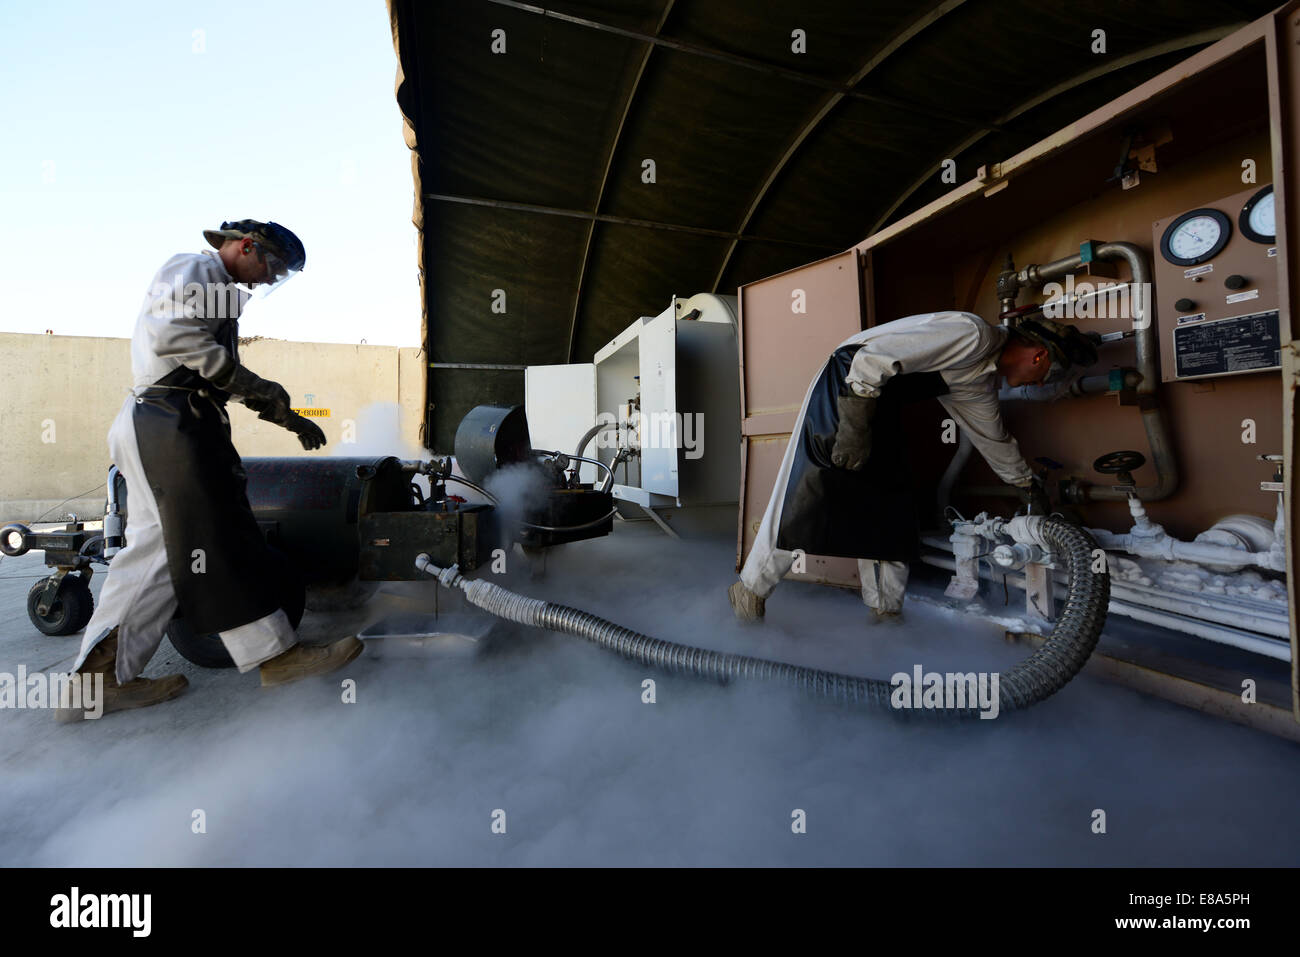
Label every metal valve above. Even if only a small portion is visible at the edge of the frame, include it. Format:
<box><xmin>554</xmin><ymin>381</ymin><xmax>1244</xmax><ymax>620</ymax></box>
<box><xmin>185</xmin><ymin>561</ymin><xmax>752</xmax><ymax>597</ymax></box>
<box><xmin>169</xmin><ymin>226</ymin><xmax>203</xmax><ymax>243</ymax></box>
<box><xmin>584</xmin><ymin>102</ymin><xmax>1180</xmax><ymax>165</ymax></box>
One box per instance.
<box><xmin>992</xmin><ymin>542</ymin><xmax>1045</xmax><ymax>570</ymax></box>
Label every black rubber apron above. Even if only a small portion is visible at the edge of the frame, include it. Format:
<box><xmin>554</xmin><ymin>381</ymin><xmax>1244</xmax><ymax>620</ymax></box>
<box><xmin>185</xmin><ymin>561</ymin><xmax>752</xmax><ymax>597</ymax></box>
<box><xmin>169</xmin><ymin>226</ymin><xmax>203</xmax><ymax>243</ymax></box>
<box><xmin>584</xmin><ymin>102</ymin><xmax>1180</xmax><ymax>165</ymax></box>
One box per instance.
<box><xmin>131</xmin><ymin>320</ymin><xmax>282</xmax><ymax>635</ymax></box>
<box><xmin>775</xmin><ymin>343</ymin><xmax>950</xmax><ymax>562</ymax></box>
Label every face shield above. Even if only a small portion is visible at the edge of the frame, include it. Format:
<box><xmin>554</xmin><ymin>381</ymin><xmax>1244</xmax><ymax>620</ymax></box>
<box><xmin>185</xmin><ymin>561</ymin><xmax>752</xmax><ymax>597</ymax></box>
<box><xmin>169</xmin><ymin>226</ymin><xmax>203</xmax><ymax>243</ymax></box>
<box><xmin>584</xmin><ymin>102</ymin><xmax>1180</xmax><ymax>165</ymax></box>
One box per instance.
<box><xmin>235</xmin><ymin>241</ymin><xmax>300</xmax><ymax>299</ymax></box>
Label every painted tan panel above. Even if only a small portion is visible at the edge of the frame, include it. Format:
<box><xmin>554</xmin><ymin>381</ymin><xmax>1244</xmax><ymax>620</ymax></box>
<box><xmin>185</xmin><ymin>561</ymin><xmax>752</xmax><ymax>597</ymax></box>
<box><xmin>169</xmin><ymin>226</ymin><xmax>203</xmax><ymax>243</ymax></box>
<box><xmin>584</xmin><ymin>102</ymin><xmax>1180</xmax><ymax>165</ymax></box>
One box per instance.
<box><xmin>737</xmin><ymin>249</ymin><xmax>862</xmax><ymax>585</ymax></box>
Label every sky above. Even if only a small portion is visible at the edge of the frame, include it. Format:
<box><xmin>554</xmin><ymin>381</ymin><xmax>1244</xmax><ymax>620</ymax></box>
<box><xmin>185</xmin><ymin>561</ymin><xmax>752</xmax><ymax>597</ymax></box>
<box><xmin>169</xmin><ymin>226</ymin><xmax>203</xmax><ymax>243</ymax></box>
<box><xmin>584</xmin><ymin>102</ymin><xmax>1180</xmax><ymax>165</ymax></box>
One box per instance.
<box><xmin>0</xmin><ymin>0</ymin><xmax>421</xmax><ymax>347</ymax></box>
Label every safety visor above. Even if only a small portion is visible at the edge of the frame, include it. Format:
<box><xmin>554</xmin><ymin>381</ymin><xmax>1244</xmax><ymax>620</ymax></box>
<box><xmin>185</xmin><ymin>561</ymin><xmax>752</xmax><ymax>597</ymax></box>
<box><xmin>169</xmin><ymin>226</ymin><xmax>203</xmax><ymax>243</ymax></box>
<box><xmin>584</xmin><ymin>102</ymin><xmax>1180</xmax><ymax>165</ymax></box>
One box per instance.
<box><xmin>237</xmin><ymin>242</ymin><xmax>299</xmax><ymax>298</ymax></box>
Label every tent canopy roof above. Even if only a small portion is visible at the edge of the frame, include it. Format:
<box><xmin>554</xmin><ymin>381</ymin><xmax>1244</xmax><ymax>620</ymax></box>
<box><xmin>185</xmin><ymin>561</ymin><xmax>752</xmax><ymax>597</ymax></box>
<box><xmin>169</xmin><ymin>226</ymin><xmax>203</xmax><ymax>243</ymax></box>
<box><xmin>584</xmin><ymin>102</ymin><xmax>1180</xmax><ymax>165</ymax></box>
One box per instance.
<box><xmin>388</xmin><ymin>0</ymin><xmax>1273</xmax><ymax>448</ymax></box>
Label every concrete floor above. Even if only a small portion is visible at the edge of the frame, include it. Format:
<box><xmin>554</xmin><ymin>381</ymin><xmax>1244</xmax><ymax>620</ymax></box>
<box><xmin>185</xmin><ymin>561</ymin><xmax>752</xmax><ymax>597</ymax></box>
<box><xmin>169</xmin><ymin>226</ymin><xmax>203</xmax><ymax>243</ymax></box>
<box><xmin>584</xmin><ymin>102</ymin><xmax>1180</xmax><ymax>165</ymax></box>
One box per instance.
<box><xmin>1</xmin><ymin>517</ymin><xmax>1298</xmax><ymax>866</ymax></box>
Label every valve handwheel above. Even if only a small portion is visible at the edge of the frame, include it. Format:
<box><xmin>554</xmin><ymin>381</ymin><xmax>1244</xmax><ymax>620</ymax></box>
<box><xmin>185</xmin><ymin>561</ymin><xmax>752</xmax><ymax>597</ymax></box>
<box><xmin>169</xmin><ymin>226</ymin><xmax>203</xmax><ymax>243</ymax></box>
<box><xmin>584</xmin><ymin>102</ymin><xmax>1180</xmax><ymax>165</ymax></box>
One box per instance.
<box><xmin>1094</xmin><ymin>449</ymin><xmax>1146</xmax><ymax>490</ymax></box>
<box><xmin>1093</xmin><ymin>450</ymin><xmax>1146</xmax><ymax>475</ymax></box>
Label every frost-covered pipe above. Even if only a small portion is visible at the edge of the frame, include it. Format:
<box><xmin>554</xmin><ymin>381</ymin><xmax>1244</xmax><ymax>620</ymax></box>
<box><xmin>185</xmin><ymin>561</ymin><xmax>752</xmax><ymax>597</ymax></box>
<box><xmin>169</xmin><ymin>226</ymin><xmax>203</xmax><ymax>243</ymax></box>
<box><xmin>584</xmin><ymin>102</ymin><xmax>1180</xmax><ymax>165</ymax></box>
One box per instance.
<box><xmin>1086</xmin><ymin>525</ymin><xmax>1285</xmax><ymax>573</ymax></box>
<box><xmin>919</xmin><ymin>537</ymin><xmax>1289</xmax><ymax>638</ymax></box>
<box><xmin>919</xmin><ymin>552</ymin><xmax>1290</xmax><ymax>660</ymax></box>
<box><xmin>415</xmin><ymin>518</ymin><xmax>1108</xmax><ymax>717</ymax></box>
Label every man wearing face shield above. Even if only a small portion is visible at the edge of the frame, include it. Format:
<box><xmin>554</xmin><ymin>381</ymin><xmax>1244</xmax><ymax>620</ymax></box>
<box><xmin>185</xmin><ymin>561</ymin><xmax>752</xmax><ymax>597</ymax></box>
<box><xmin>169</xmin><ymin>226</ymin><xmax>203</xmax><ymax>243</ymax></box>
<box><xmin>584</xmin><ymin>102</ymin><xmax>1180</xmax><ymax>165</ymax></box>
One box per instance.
<box><xmin>727</xmin><ymin>312</ymin><xmax>1098</xmax><ymax>625</ymax></box>
<box><xmin>56</xmin><ymin>220</ymin><xmax>363</xmax><ymax>723</ymax></box>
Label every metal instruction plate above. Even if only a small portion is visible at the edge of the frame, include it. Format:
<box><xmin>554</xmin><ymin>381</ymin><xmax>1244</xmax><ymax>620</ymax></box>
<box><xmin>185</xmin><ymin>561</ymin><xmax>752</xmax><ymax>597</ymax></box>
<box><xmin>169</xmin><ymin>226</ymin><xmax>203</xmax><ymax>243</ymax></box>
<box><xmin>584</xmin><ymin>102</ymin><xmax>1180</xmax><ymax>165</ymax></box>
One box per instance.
<box><xmin>1172</xmin><ymin>309</ymin><xmax>1279</xmax><ymax>380</ymax></box>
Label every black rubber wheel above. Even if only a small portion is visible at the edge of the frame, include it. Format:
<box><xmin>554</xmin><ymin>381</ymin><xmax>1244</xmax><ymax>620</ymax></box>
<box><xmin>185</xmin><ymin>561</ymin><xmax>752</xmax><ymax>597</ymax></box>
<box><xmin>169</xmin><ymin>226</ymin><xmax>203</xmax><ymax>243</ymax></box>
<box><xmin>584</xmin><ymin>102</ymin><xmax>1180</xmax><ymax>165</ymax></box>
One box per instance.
<box><xmin>166</xmin><ymin>546</ymin><xmax>306</xmax><ymax>669</ymax></box>
<box><xmin>27</xmin><ymin>574</ymin><xmax>94</xmax><ymax>637</ymax></box>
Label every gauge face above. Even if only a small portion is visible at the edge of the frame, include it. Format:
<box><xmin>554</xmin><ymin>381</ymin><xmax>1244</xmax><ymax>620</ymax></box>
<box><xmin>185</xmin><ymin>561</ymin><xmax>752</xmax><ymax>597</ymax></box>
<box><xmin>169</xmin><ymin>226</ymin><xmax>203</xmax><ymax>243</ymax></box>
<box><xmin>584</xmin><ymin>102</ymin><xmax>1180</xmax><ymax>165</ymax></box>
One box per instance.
<box><xmin>1160</xmin><ymin>207</ymin><xmax>1232</xmax><ymax>266</ymax></box>
<box><xmin>1239</xmin><ymin>185</ymin><xmax>1275</xmax><ymax>244</ymax></box>
<box><xmin>1168</xmin><ymin>216</ymin><xmax>1222</xmax><ymax>259</ymax></box>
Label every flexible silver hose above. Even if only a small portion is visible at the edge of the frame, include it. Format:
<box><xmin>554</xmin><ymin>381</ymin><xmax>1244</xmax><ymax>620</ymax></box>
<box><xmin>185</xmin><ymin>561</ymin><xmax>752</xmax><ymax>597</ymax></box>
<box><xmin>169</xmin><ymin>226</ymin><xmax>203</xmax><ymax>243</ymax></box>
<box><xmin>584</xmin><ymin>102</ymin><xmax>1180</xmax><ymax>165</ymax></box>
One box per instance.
<box><xmin>415</xmin><ymin>518</ymin><xmax>1108</xmax><ymax>717</ymax></box>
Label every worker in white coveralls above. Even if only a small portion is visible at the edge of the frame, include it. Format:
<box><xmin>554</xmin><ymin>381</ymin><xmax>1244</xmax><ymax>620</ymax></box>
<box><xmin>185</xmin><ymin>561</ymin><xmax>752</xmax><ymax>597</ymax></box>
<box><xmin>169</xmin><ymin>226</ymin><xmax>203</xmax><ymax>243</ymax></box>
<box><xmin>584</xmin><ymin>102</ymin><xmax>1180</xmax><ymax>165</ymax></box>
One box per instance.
<box><xmin>56</xmin><ymin>221</ymin><xmax>364</xmax><ymax>723</ymax></box>
<box><xmin>728</xmin><ymin>311</ymin><xmax>1098</xmax><ymax>624</ymax></box>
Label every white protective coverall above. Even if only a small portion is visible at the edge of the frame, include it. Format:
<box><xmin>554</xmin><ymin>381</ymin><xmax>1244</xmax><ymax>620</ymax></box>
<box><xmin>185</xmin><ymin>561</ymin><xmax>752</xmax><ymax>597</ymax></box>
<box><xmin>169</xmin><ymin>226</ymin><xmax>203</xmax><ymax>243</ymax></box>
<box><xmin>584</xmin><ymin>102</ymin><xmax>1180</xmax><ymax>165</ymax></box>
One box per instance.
<box><xmin>73</xmin><ymin>250</ymin><xmax>296</xmax><ymax>683</ymax></box>
<box><xmin>739</xmin><ymin>311</ymin><xmax>1035</xmax><ymax>613</ymax></box>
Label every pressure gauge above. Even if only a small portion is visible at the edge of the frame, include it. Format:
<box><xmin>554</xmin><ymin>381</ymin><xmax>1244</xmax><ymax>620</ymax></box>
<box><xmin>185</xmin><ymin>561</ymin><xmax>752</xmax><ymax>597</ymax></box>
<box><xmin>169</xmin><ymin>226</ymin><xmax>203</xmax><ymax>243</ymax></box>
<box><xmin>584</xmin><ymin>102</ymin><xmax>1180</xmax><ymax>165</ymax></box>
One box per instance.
<box><xmin>1239</xmin><ymin>184</ymin><xmax>1275</xmax><ymax>244</ymax></box>
<box><xmin>1160</xmin><ymin>207</ymin><xmax>1232</xmax><ymax>266</ymax></box>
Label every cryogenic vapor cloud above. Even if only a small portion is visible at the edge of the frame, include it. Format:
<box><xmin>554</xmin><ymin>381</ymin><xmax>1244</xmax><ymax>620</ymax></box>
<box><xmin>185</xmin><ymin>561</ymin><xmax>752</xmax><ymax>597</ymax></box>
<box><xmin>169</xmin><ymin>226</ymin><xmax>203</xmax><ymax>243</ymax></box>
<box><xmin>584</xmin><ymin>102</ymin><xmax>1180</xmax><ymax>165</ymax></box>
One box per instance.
<box><xmin>4</xmin><ymin>522</ymin><xmax>1299</xmax><ymax>866</ymax></box>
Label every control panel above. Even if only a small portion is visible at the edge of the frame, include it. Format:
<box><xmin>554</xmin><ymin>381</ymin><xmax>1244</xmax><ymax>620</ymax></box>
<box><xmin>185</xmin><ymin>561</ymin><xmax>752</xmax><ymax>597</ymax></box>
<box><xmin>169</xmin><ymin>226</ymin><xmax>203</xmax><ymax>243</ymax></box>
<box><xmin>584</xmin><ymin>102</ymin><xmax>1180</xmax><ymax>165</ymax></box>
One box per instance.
<box><xmin>1152</xmin><ymin>183</ymin><xmax>1280</xmax><ymax>382</ymax></box>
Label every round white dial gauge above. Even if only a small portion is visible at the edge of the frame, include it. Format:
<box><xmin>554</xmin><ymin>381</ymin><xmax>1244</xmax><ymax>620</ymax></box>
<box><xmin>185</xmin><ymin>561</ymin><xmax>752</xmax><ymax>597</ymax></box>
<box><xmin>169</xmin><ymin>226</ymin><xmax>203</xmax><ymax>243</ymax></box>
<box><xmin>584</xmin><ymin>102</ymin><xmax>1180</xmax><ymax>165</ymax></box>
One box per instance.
<box><xmin>1168</xmin><ymin>215</ymin><xmax>1223</xmax><ymax>260</ymax></box>
<box><xmin>1248</xmin><ymin>191</ymin><xmax>1274</xmax><ymax>239</ymax></box>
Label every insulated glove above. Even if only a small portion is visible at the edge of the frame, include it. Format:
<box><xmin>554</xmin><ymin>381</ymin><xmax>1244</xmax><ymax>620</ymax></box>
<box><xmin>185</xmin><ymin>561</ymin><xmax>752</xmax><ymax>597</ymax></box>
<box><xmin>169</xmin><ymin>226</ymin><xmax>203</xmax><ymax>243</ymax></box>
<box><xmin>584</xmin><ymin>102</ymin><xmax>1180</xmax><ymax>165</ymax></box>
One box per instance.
<box><xmin>215</xmin><ymin>364</ymin><xmax>292</xmax><ymax>422</ymax></box>
<box><xmin>284</xmin><ymin>413</ymin><xmax>327</xmax><ymax>451</ymax></box>
<box><xmin>1018</xmin><ymin>474</ymin><xmax>1051</xmax><ymax>515</ymax></box>
<box><xmin>830</xmin><ymin>393</ymin><xmax>877</xmax><ymax>471</ymax></box>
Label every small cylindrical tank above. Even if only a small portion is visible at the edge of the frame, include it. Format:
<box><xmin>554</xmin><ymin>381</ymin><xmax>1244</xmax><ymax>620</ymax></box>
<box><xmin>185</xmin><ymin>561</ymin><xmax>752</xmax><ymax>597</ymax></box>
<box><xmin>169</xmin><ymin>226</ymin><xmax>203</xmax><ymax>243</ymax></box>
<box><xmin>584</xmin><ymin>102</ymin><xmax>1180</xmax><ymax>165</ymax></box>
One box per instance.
<box><xmin>454</xmin><ymin>405</ymin><xmax>531</xmax><ymax>484</ymax></box>
<box><xmin>244</xmin><ymin>456</ymin><xmax>414</xmax><ymax>585</ymax></box>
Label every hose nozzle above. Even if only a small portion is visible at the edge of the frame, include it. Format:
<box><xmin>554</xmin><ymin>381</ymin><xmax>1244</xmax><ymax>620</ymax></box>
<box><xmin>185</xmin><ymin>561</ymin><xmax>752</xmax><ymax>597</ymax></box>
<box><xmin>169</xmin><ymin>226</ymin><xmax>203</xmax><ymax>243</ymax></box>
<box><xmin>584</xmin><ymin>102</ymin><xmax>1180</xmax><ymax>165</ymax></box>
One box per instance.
<box><xmin>414</xmin><ymin>554</ymin><xmax>465</xmax><ymax>589</ymax></box>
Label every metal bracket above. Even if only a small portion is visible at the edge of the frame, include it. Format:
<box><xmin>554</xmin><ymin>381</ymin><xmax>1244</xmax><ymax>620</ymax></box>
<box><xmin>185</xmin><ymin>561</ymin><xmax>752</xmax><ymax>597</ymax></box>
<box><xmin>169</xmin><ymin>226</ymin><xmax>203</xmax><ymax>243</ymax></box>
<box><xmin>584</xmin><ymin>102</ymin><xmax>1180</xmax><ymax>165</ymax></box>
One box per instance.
<box><xmin>1024</xmin><ymin>562</ymin><xmax>1056</xmax><ymax>621</ymax></box>
<box><xmin>35</xmin><ymin>568</ymin><xmax>70</xmax><ymax>618</ymax></box>
<box><xmin>639</xmin><ymin>505</ymin><xmax>680</xmax><ymax>539</ymax></box>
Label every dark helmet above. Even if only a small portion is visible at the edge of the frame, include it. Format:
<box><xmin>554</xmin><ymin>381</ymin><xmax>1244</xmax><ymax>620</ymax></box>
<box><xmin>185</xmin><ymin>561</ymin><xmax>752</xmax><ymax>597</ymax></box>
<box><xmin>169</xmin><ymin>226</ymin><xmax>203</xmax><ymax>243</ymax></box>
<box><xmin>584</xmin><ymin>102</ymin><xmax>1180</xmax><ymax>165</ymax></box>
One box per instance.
<box><xmin>1013</xmin><ymin>317</ymin><xmax>1098</xmax><ymax>369</ymax></box>
<box><xmin>203</xmin><ymin>219</ymin><xmax>306</xmax><ymax>272</ymax></box>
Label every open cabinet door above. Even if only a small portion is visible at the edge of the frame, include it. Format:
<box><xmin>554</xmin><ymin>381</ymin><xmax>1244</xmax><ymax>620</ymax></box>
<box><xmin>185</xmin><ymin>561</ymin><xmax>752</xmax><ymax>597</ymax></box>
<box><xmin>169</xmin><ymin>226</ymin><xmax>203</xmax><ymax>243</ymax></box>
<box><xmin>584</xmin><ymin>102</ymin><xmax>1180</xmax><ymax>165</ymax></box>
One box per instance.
<box><xmin>525</xmin><ymin>364</ymin><xmax>597</xmax><ymax>485</ymax></box>
<box><xmin>638</xmin><ymin>308</ymin><xmax>680</xmax><ymax>498</ymax></box>
<box><xmin>736</xmin><ymin>248</ymin><xmax>865</xmax><ymax>587</ymax></box>
<box><xmin>1266</xmin><ymin>0</ymin><xmax>1300</xmax><ymax>722</ymax></box>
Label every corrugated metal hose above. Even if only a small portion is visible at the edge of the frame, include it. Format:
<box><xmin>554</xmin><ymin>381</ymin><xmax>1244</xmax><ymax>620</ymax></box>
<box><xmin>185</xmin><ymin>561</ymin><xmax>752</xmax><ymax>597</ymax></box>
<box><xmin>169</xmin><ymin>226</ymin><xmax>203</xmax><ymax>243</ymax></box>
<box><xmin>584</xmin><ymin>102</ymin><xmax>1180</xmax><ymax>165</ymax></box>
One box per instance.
<box><xmin>415</xmin><ymin>518</ymin><xmax>1107</xmax><ymax>718</ymax></box>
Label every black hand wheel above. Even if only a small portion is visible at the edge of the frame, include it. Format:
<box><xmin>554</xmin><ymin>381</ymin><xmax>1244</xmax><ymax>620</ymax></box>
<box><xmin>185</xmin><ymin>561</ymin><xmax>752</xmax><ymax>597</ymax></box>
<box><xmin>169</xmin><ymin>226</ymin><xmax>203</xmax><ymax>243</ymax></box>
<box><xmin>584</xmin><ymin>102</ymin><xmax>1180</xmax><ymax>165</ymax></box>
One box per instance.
<box><xmin>1093</xmin><ymin>450</ymin><xmax>1146</xmax><ymax>475</ymax></box>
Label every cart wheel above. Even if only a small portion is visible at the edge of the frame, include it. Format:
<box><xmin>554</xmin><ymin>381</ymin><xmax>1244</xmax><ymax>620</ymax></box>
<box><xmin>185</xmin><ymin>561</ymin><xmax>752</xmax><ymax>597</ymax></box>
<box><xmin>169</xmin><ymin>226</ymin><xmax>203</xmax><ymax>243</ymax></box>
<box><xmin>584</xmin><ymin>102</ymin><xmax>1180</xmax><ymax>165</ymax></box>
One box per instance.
<box><xmin>164</xmin><ymin>617</ymin><xmax>234</xmax><ymax>669</ymax></box>
<box><xmin>166</xmin><ymin>546</ymin><xmax>306</xmax><ymax>668</ymax></box>
<box><xmin>27</xmin><ymin>574</ymin><xmax>94</xmax><ymax>637</ymax></box>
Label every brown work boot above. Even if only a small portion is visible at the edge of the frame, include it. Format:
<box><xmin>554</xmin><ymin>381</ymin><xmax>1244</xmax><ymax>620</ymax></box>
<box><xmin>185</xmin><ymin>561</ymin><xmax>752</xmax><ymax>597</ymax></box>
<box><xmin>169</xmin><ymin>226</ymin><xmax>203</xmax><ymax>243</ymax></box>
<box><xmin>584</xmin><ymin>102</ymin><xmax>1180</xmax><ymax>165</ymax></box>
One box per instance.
<box><xmin>870</xmin><ymin>608</ymin><xmax>905</xmax><ymax>625</ymax></box>
<box><xmin>727</xmin><ymin>581</ymin><xmax>766</xmax><ymax>622</ymax></box>
<box><xmin>259</xmin><ymin>636</ymin><xmax>364</xmax><ymax>688</ymax></box>
<box><xmin>54</xmin><ymin>628</ymin><xmax>189</xmax><ymax>724</ymax></box>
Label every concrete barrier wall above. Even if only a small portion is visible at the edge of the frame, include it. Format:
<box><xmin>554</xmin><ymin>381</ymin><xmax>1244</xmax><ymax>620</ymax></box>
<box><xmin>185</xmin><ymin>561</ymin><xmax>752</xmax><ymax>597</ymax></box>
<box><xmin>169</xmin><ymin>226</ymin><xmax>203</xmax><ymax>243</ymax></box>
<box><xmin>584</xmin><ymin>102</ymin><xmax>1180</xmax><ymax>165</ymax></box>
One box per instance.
<box><xmin>0</xmin><ymin>332</ymin><xmax>426</xmax><ymax>523</ymax></box>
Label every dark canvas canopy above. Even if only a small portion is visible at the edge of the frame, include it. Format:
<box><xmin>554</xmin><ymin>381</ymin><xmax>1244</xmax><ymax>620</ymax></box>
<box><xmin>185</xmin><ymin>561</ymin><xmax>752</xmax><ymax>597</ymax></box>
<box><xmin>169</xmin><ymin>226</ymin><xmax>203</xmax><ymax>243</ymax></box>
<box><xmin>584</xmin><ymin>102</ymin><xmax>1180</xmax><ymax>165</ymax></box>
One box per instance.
<box><xmin>387</xmin><ymin>0</ymin><xmax>1275</xmax><ymax>450</ymax></box>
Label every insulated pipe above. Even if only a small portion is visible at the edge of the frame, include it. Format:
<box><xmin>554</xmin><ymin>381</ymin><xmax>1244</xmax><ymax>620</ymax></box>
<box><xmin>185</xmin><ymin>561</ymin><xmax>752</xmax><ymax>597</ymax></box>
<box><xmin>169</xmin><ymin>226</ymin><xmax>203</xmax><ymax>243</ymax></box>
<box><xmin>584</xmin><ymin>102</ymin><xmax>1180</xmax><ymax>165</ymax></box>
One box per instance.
<box><xmin>574</xmin><ymin>422</ymin><xmax>615</xmax><ymax>461</ymax></box>
<box><xmin>1086</xmin><ymin>525</ymin><xmax>1284</xmax><ymax>573</ymax></box>
<box><xmin>415</xmin><ymin>516</ymin><xmax>1109</xmax><ymax>717</ymax></box>
<box><xmin>560</xmin><ymin>452</ymin><xmax>615</xmax><ymax>491</ymax></box>
<box><xmin>999</xmin><ymin>370</ymin><xmax>1142</xmax><ymax>403</ymax></box>
<box><xmin>921</xmin><ymin>534</ymin><xmax>1289</xmax><ymax>635</ymax></box>
<box><xmin>919</xmin><ymin>552</ymin><xmax>1290</xmax><ymax>660</ymax></box>
<box><xmin>919</xmin><ymin>533</ymin><xmax>1289</xmax><ymax>636</ymax></box>
<box><xmin>1011</xmin><ymin>242</ymin><xmax>1178</xmax><ymax>503</ymax></box>
<box><xmin>921</xmin><ymin>530</ymin><xmax>1289</xmax><ymax>629</ymax></box>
